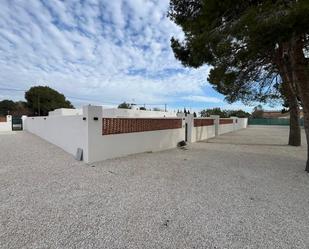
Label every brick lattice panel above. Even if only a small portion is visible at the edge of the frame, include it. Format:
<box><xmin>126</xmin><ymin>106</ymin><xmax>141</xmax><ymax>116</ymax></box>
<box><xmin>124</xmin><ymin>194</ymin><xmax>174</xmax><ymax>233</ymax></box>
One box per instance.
<box><xmin>194</xmin><ymin>119</ymin><xmax>214</xmax><ymax>127</ymax></box>
<box><xmin>102</xmin><ymin>118</ymin><xmax>182</xmax><ymax>135</ymax></box>
<box><xmin>219</xmin><ymin>119</ymin><xmax>233</xmax><ymax>124</ymax></box>
<box><xmin>0</xmin><ymin>116</ymin><xmax>7</xmax><ymax>122</ymax></box>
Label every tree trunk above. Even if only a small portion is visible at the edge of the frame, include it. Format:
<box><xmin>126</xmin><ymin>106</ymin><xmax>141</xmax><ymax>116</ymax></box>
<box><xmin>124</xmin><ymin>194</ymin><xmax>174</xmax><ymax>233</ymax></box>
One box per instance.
<box><xmin>304</xmin><ymin>117</ymin><xmax>309</xmax><ymax>172</ymax></box>
<box><xmin>281</xmin><ymin>82</ymin><xmax>301</xmax><ymax>146</ymax></box>
<box><xmin>278</xmin><ymin>64</ymin><xmax>301</xmax><ymax>146</ymax></box>
<box><xmin>288</xmin><ymin>93</ymin><xmax>301</xmax><ymax>146</ymax></box>
<box><xmin>288</xmin><ymin>36</ymin><xmax>309</xmax><ymax>172</ymax></box>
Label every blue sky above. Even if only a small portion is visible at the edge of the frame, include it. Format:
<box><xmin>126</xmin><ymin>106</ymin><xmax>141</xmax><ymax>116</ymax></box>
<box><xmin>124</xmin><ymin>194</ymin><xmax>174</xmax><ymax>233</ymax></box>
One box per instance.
<box><xmin>0</xmin><ymin>0</ymin><xmax>280</xmax><ymax>112</ymax></box>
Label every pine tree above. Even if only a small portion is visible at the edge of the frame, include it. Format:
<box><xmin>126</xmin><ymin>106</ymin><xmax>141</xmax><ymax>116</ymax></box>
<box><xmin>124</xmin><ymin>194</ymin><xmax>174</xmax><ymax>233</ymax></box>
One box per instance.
<box><xmin>169</xmin><ymin>0</ymin><xmax>309</xmax><ymax>171</ymax></box>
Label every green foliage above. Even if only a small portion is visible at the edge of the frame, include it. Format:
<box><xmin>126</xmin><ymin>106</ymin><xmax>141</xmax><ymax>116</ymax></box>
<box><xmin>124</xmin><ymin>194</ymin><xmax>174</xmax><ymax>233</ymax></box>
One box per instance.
<box><xmin>25</xmin><ymin>86</ymin><xmax>73</xmax><ymax>116</ymax></box>
<box><xmin>139</xmin><ymin>107</ymin><xmax>147</xmax><ymax>110</ymax></box>
<box><xmin>118</xmin><ymin>102</ymin><xmax>132</xmax><ymax>109</ymax></box>
<box><xmin>0</xmin><ymin>100</ymin><xmax>16</xmax><ymax>116</ymax></box>
<box><xmin>169</xmin><ymin>0</ymin><xmax>309</xmax><ymax>171</ymax></box>
<box><xmin>200</xmin><ymin>108</ymin><xmax>227</xmax><ymax>118</ymax></box>
<box><xmin>229</xmin><ymin>110</ymin><xmax>251</xmax><ymax>118</ymax></box>
<box><xmin>251</xmin><ymin>105</ymin><xmax>264</xmax><ymax>119</ymax></box>
<box><xmin>168</xmin><ymin>0</ymin><xmax>309</xmax><ymax>105</ymax></box>
<box><xmin>0</xmin><ymin>100</ymin><xmax>31</xmax><ymax>116</ymax></box>
<box><xmin>200</xmin><ymin>107</ymin><xmax>250</xmax><ymax>118</ymax></box>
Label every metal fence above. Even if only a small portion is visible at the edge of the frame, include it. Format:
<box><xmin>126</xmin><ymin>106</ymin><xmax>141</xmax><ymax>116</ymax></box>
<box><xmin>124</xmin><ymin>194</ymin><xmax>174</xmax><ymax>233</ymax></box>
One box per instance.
<box><xmin>248</xmin><ymin>118</ymin><xmax>304</xmax><ymax>126</ymax></box>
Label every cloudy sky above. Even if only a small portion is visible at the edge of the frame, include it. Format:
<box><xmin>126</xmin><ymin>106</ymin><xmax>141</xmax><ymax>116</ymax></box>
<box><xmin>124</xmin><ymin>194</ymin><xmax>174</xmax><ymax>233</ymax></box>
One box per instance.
<box><xmin>0</xmin><ymin>0</ymin><xmax>270</xmax><ymax>112</ymax></box>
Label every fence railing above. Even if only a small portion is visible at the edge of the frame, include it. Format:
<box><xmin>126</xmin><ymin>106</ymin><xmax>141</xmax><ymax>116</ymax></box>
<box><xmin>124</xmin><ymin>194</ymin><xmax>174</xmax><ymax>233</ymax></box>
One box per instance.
<box><xmin>102</xmin><ymin>118</ymin><xmax>183</xmax><ymax>135</ymax></box>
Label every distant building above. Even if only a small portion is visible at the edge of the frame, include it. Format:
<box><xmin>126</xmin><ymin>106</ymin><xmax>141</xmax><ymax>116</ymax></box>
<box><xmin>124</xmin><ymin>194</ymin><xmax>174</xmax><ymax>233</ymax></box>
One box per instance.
<box><xmin>261</xmin><ymin>110</ymin><xmax>304</xmax><ymax>119</ymax></box>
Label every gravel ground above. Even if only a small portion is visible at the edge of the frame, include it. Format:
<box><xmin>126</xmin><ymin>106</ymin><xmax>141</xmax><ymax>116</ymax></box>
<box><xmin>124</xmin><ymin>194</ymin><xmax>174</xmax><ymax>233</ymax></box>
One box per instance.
<box><xmin>0</xmin><ymin>126</ymin><xmax>308</xmax><ymax>249</ymax></box>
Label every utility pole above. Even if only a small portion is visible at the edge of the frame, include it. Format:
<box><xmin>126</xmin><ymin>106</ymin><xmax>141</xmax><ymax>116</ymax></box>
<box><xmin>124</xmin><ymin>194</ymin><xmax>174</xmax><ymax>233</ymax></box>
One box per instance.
<box><xmin>164</xmin><ymin>104</ymin><xmax>167</xmax><ymax>112</ymax></box>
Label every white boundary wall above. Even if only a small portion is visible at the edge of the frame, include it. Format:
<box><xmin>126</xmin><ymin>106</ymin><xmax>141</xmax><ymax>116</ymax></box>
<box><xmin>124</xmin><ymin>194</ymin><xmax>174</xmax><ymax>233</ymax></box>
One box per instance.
<box><xmin>87</xmin><ymin>106</ymin><xmax>185</xmax><ymax>162</ymax></box>
<box><xmin>24</xmin><ymin>106</ymin><xmax>247</xmax><ymax>163</ymax></box>
<box><xmin>218</xmin><ymin>122</ymin><xmax>235</xmax><ymax>135</ymax></box>
<box><xmin>0</xmin><ymin>115</ymin><xmax>12</xmax><ymax>132</ymax></box>
<box><xmin>192</xmin><ymin>125</ymin><xmax>215</xmax><ymax>142</ymax></box>
<box><xmin>49</xmin><ymin>108</ymin><xmax>83</xmax><ymax>116</ymax></box>
<box><xmin>24</xmin><ymin>114</ymin><xmax>88</xmax><ymax>160</ymax></box>
<box><xmin>236</xmin><ymin>118</ymin><xmax>248</xmax><ymax>129</ymax></box>
<box><xmin>185</xmin><ymin>115</ymin><xmax>215</xmax><ymax>143</ymax></box>
<box><xmin>25</xmin><ymin>106</ymin><xmax>185</xmax><ymax>163</ymax></box>
<box><xmin>48</xmin><ymin>107</ymin><xmax>176</xmax><ymax>118</ymax></box>
<box><xmin>102</xmin><ymin>108</ymin><xmax>176</xmax><ymax>118</ymax></box>
<box><xmin>186</xmin><ymin>115</ymin><xmax>248</xmax><ymax>142</ymax></box>
<box><xmin>218</xmin><ymin>117</ymin><xmax>248</xmax><ymax>135</ymax></box>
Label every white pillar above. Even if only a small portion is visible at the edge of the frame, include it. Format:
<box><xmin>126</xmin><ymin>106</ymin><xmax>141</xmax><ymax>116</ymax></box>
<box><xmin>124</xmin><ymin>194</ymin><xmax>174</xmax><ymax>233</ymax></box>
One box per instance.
<box><xmin>185</xmin><ymin>114</ymin><xmax>194</xmax><ymax>143</ymax></box>
<box><xmin>21</xmin><ymin>115</ymin><xmax>27</xmax><ymax>130</ymax></box>
<box><xmin>230</xmin><ymin>116</ymin><xmax>238</xmax><ymax>131</ymax></box>
<box><xmin>6</xmin><ymin>115</ymin><xmax>12</xmax><ymax>123</ymax></box>
<box><xmin>82</xmin><ymin>105</ymin><xmax>103</xmax><ymax>163</ymax></box>
<box><xmin>210</xmin><ymin>115</ymin><xmax>220</xmax><ymax>136</ymax></box>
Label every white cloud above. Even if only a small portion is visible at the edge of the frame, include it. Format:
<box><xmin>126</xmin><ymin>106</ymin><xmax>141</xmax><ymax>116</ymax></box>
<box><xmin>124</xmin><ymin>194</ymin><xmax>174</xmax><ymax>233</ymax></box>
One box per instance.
<box><xmin>182</xmin><ymin>95</ymin><xmax>222</xmax><ymax>103</ymax></box>
<box><xmin>0</xmin><ymin>0</ymin><xmax>218</xmax><ymax>108</ymax></box>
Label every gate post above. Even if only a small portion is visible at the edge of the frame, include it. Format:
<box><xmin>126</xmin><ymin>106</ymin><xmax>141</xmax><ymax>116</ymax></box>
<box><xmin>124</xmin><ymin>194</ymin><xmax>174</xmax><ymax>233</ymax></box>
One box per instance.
<box><xmin>6</xmin><ymin>115</ymin><xmax>12</xmax><ymax>126</ymax></box>
<box><xmin>210</xmin><ymin>115</ymin><xmax>220</xmax><ymax>136</ymax></box>
<box><xmin>21</xmin><ymin>116</ymin><xmax>27</xmax><ymax>130</ymax></box>
<box><xmin>82</xmin><ymin>105</ymin><xmax>103</xmax><ymax>163</ymax></box>
<box><xmin>230</xmin><ymin>116</ymin><xmax>238</xmax><ymax>131</ymax></box>
<box><xmin>185</xmin><ymin>114</ymin><xmax>194</xmax><ymax>143</ymax></box>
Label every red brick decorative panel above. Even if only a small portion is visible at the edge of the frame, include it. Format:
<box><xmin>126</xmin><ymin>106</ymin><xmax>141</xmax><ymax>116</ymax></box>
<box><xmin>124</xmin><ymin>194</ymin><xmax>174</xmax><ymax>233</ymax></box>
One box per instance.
<box><xmin>102</xmin><ymin>118</ymin><xmax>182</xmax><ymax>135</ymax></box>
<box><xmin>0</xmin><ymin>116</ymin><xmax>7</xmax><ymax>122</ymax></box>
<box><xmin>194</xmin><ymin>119</ymin><xmax>214</xmax><ymax>127</ymax></box>
<box><xmin>219</xmin><ymin>119</ymin><xmax>233</xmax><ymax>124</ymax></box>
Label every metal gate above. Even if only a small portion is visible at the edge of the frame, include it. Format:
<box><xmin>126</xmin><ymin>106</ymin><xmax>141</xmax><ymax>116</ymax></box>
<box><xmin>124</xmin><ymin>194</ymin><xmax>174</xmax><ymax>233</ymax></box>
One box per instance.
<box><xmin>12</xmin><ymin>116</ymin><xmax>23</xmax><ymax>131</ymax></box>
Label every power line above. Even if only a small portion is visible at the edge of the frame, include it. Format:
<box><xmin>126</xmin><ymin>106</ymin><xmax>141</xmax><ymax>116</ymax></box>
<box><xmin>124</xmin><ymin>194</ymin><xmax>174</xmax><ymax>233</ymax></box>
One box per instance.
<box><xmin>0</xmin><ymin>86</ymin><xmax>167</xmax><ymax>107</ymax></box>
<box><xmin>0</xmin><ymin>87</ymin><xmax>25</xmax><ymax>92</ymax></box>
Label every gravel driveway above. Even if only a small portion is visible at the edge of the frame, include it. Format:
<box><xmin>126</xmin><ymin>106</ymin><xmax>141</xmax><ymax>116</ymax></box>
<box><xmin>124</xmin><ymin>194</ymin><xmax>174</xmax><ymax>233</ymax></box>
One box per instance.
<box><xmin>0</xmin><ymin>126</ymin><xmax>308</xmax><ymax>248</ymax></box>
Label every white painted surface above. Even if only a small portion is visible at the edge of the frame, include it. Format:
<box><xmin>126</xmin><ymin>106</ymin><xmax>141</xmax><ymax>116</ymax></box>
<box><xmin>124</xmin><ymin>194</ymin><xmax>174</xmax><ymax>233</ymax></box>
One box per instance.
<box><xmin>24</xmin><ymin>105</ymin><xmax>248</xmax><ymax>163</ymax></box>
<box><xmin>48</xmin><ymin>108</ymin><xmax>83</xmax><ymax>116</ymax></box>
<box><xmin>24</xmin><ymin>115</ymin><xmax>88</xmax><ymax>160</ymax></box>
<box><xmin>218</xmin><ymin>123</ymin><xmax>234</xmax><ymax>135</ymax></box>
<box><xmin>48</xmin><ymin>107</ymin><xmax>176</xmax><ymax>118</ymax></box>
<box><xmin>102</xmin><ymin>108</ymin><xmax>176</xmax><ymax>118</ymax></box>
<box><xmin>218</xmin><ymin>118</ymin><xmax>248</xmax><ymax>135</ymax></box>
<box><xmin>186</xmin><ymin>115</ymin><xmax>215</xmax><ymax>143</ymax></box>
<box><xmin>0</xmin><ymin>115</ymin><xmax>12</xmax><ymax>132</ymax></box>
<box><xmin>25</xmin><ymin>106</ymin><xmax>184</xmax><ymax>163</ymax></box>
<box><xmin>21</xmin><ymin>116</ymin><xmax>27</xmax><ymax>130</ymax></box>
<box><xmin>237</xmin><ymin>118</ymin><xmax>248</xmax><ymax>129</ymax></box>
<box><xmin>191</xmin><ymin>125</ymin><xmax>215</xmax><ymax>142</ymax></box>
<box><xmin>89</xmin><ymin>128</ymin><xmax>185</xmax><ymax>162</ymax></box>
<box><xmin>88</xmin><ymin>106</ymin><xmax>185</xmax><ymax>162</ymax></box>
<box><xmin>210</xmin><ymin>115</ymin><xmax>220</xmax><ymax>136</ymax></box>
